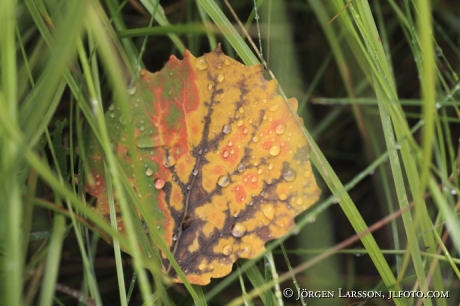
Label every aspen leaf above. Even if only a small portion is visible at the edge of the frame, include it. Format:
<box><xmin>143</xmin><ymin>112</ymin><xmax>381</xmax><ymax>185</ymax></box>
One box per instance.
<box><xmin>86</xmin><ymin>45</ymin><xmax>321</xmax><ymax>285</ymax></box>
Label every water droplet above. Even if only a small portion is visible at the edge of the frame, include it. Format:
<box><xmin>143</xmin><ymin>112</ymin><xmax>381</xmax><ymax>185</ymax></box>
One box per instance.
<box><xmin>154</xmin><ymin>178</ymin><xmax>165</xmax><ymax>189</ymax></box>
<box><xmin>223</xmin><ymin>150</ymin><xmax>229</xmax><ymax>158</ymax></box>
<box><xmin>223</xmin><ymin>244</ymin><xmax>232</xmax><ymax>255</ymax></box>
<box><xmin>222</xmin><ymin>124</ymin><xmax>232</xmax><ymax>134</ymax></box>
<box><xmin>198</xmin><ymin>263</ymin><xmax>207</xmax><ymax>271</ymax></box>
<box><xmin>217</xmin><ymin>175</ymin><xmax>231</xmax><ymax>187</ymax></box>
<box><xmin>237</xmin><ymin>163</ymin><xmax>246</xmax><ymax>172</ymax></box>
<box><xmin>119</xmin><ymin>114</ymin><xmax>133</xmax><ymax>124</ymax></box>
<box><xmin>109</xmin><ymin>104</ymin><xmax>115</xmax><ymax>111</ymax></box>
<box><xmin>109</xmin><ymin>112</ymin><xmax>115</xmax><ymax>118</ymax></box>
<box><xmin>279</xmin><ymin>193</ymin><xmax>287</xmax><ymax>200</ymax></box>
<box><xmin>252</xmin><ymin>136</ymin><xmax>259</xmax><ymax>143</ymax></box>
<box><xmin>268</xmin><ymin>163</ymin><xmax>274</xmax><ymax>170</ymax></box>
<box><xmin>163</xmin><ymin>154</ymin><xmax>176</xmax><ymax>167</ymax></box>
<box><xmin>263</xmin><ymin>204</ymin><xmax>276</xmax><ymax>221</ymax></box>
<box><xmin>249</xmin><ymin>201</ymin><xmax>254</xmax><ymax>206</ymax></box>
<box><xmin>95</xmin><ymin>180</ymin><xmax>101</xmax><ymax>186</ymax></box>
<box><xmin>296</xmin><ymin>198</ymin><xmax>304</xmax><ymax>205</ymax></box>
<box><xmin>192</xmin><ymin>169</ymin><xmax>198</xmax><ymax>176</ymax></box>
<box><xmin>236</xmin><ymin>120</ymin><xmax>244</xmax><ymax>127</ymax></box>
<box><xmin>269</xmin><ymin>104</ymin><xmax>279</xmax><ymax>112</ymax></box>
<box><xmin>195</xmin><ymin>57</ymin><xmax>208</xmax><ymax>70</ymax></box>
<box><xmin>257</xmin><ymin>168</ymin><xmax>263</xmax><ymax>174</ymax></box>
<box><xmin>238</xmin><ymin>107</ymin><xmax>245</xmax><ymax>113</ymax></box>
<box><xmin>217</xmin><ymin>74</ymin><xmax>225</xmax><ymax>82</ymax></box>
<box><xmin>172</xmin><ymin>234</ymin><xmax>178</xmax><ymax>241</ymax></box>
<box><xmin>227</xmin><ymin>140</ymin><xmax>233</xmax><ymax>147</ymax></box>
<box><xmin>283</xmin><ymin>169</ymin><xmax>296</xmax><ymax>181</ymax></box>
<box><xmin>207</xmin><ymin>84</ymin><xmax>213</xmax><ymax>90</ymax></box>
<box><xmin>231</xmin><ymin>223</ymin><xmax>247</xmax><ymax>237</ymax></box>
<box><xmin>128</xmin><ymin>86</ymin><xmax>137</xmax><ymax>95</ymax></box>
<box><xmin>251</xmin><ymin>176</ymin><xmax>257</xmax><ymax>183</ymax></box>
<box><xmin>224</xmin><ymin>59</ymin><xmax>231</xmax><ymax>66</ymax></box>
<box><xmin>239</xmin><ymin>245</ymin><xmax>251</xmax><ymax>257</ymax></box>
<box><xmin>275</xmin><ymin>124</ymin><xmax>286</xmax><ymax>135</ymax></box>
<box><xmin>145</xmin><ymin>168</ymin><xmax>153</xmax><ymax>176</ymax></box>
<box><xmin>233</xmin><ymin>212</ymin><xmax>239</xmax><ymax>218</ymax></box>
<box><xmin>269</xmin><ymin>144</ymin><xmax>281</xmax><ymax>156</ymax></box>
<box><xmin>243</xmin><ymin>127</ymin><xmax>249</xmax><ymax>134</ymax></box>
<box><xmin>303</xmin><ymin>170</ymin><xmax>311</xmax><ymax>178</ymax></box>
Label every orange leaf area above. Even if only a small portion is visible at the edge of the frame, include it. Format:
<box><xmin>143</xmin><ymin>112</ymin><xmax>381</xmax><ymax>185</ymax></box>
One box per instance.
<box><xmin>86</xmin><ymin>45</ymin><xmax>321</xmax><ymax>285</ymax></box>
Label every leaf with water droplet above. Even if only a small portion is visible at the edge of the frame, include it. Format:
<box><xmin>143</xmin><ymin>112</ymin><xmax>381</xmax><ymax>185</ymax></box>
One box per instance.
<box><xmin>85</xmin><ymin>44</ymin><xmax>321</xmax><ymax>285</ymax></box>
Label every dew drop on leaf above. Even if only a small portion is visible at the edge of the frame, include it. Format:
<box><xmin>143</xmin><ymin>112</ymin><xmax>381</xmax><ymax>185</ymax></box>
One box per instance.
<box><xmin>222</xmin><ymin>124</ymin><xmax>232</xmax><ymax>134</ymax></box>
<box><xmin>275</xmin><ymin>124</ymin><xmax>286</xmax><ymax>135</ymax></box>
<box><xmin>239</xmin><ymin>245</ymin><xmax>251</xmax><ymax>257</ymax></box>
<box><xmin>231</xmin><ymin>223</ymin><xmax>247</xmax><ymax>237</ymax></box>
<box><xmin>172</xmin><ymin>234</ymin><xmax>178</xmax><ymax>241</ymax></box>
<box><xmin>238</xmin><ymin>107</ymin><xmax>244</xmax><ymax>113</ymax></box>
<box><xmin>269</xmin><ymin>104</ymin><xmax>279</xmax><ymax>112</ymax></box>
<box><xmin>236</xmin><ymin>120</ymin><xmax>243</xmax><ymax>127</ymax></box>
<box><xmin>222</xmin><ymin>244</ymin><xmax>233</xmax><ymax>256</ymax></box>
<box><xmin>237</xmin><ymin>163</ymin><xmax>246</xmax><ymax>173</ymax></box>
<box><xmin>163</xmin><ymin>154</ymin><xmax>176</xmax><ymax>167</ymax></box>
<box><xmin>128</xmin><ymin>86</ymin><xmax>137</xmax><ymax>95</ymax></box>
<box><xmin>198</xmin><ymin>263</ymin><xmax>207</xmax><ymax>271</ymax></box>
<box><xmin>217</xmin><ymin>175</ymin><xmax>231</xmax><ymax>187</ymax></box>
<box><xmin>195</xmin><ymin>57</ymin><xmax>208</xmax><ymax>70</ymax></box>
<box><xmin>217</xmin><ymin>74</ymin><xmax>225</xmax><ymax>83</ymax></box>
<box><xmin>263</xmin><ymin>204</ymin><xmax>276</xmax><ymax>221</ymax></box>
<box><xmin>145</xmin><ymin>168</ymin><xmax>154</xmax><ymax>176</ymax></box>
<box><xmin>252</xmin><ymin>136</ymin><xmax>259</xmax><ymax>143</ymax></box>
<box><xmin>279</xmin><ymin>193</ymin><xmax>288</xmax><ymax>200</ymax></box>
<box><xmin>269</xmin><ymin>144</ymin><xmax>281</xmax><ymax>156</ymax></box>
<box><xmin>119</xmin><ymin>114</ymin><xmax>133</xmax><ymax>124</ymax></box>
<box><xmin>283</xmin><ymin>169</ymin><xmax>296</xmax><ymax>181</ymax></box>
<box><xmin>154</xmin><ymin>178</ymin><xmax>165</xmax><ymax>189</ymax></box>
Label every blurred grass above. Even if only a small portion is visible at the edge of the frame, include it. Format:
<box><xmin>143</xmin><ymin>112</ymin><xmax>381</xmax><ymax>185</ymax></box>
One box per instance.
<box><xmin>1</xmin><ymin>0</ymin><xmax>459</xmax><ymax>305</ymax></box>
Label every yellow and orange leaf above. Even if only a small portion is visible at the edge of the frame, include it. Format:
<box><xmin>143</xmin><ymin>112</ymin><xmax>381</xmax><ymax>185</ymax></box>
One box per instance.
<box><xmin>86</xmin><ymin>45</ymin><xmax>321</xmax><ymax>285</ymax></box>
